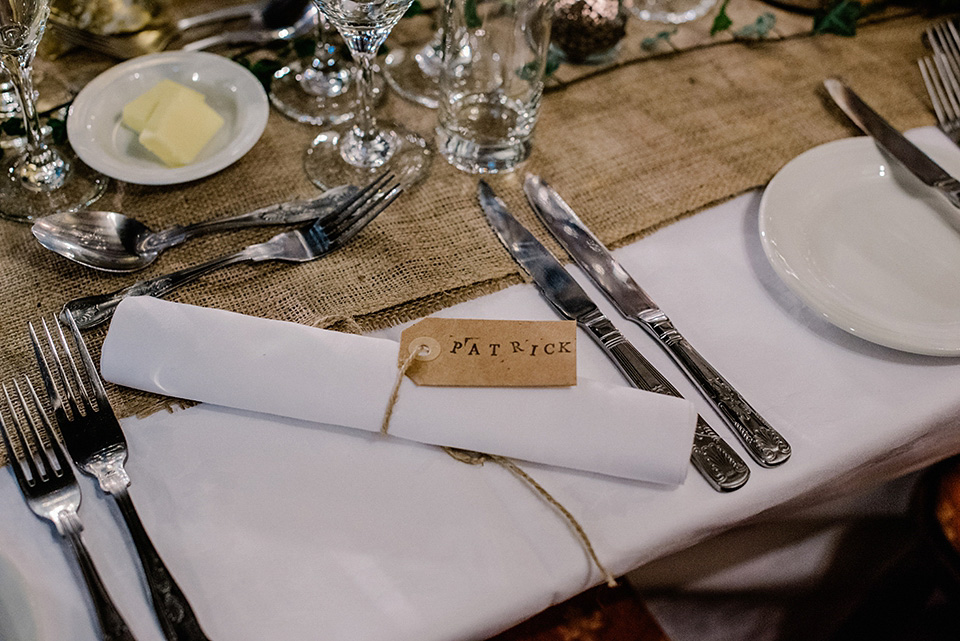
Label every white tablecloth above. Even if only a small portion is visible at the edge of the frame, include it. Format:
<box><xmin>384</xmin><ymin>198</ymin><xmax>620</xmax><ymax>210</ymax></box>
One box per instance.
<box><xmin>3</xmin><ymin>131</ymin><xmax>960</xmax><ymax>641</ymax></box>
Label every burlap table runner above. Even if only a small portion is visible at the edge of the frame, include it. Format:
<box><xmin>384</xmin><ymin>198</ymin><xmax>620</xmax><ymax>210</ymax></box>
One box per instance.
<box><xmin>0</xmin><ymin>3</ymin><xmax>939</xmax><ymax>467</ymax></box>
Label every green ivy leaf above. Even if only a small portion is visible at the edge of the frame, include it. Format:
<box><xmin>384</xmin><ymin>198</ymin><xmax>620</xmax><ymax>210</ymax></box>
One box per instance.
<box><xmin>710</xmin><ymin>0</ymin><xmax>732</xmax><ymax>36</ymax></box>
<box><xmin>48</xmin><ymin>118</ymin><xmax>66</xmax><ymax>145</ymax></box>
<box><xmin>544</xmin><ymin>48</ymin><xmax>561</xmax><ymax>78</ymax></box>
<box><xmin>813</xmin><ymin>0</ymin><xmax>862</xmax><ymax>36</ymax></box>
<box><xmin>252</xmin><ymin>58</ymin><xmax>284</xmax><ymax>89</ymax></box>
<box><xmin>404</xmin><ymin>0</ymin><xmax>423</xmax><ymax>17</ymax></box>
<box><xmin>234</xmin><ymin>55</ymin><xmax>284</xmax><ymax>90</ymax></box>
<box><xmin>733</xmin><ymin>12</ymin><xmax>776</xmax><ymax>38</ymax></box>
<box><xmin>293</xmin><ymin>36</ymin><xmax>317</xmax><ymax>59</ymax></box>
<box><xmin>464</xmin><ymin>0</ymin><xmax>482</xmax><ymax>28</ymax></box>
<box><xmin>641</xmin><ymin>28</ymin><xmax>677</xmax><ymax>51</ymax></box>
<box><xmin>516</xmin><ymin>49</ymin><xmax>562</xmax><ymax>81</ymax></box>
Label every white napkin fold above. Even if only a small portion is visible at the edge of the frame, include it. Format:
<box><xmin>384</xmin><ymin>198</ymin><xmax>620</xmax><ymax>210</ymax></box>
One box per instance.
<box><xmin>100</xmin><ymin>297</ymin><xmax>697</xmax><ymax>484</ymax></box>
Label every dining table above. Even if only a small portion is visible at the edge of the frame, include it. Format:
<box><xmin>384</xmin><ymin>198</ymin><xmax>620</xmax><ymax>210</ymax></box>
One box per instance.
<box><xmin>1</xmin><ymin>2</ymin><xmax>959</xmax><ymax>640</ymax></box>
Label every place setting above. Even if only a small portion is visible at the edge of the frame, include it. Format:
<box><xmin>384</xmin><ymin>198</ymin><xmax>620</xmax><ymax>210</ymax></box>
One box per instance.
<box><xmin>1</xmin><ymin>2</ymin><xmax>960</xmax><ymax>641</ymax></box>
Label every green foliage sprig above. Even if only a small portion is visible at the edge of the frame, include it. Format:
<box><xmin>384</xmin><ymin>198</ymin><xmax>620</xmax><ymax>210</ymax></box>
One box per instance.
<box><xmin>641</xmin><ymin>28</ymin><xmax>677</xmax><ymax>51</ymax></box>
<box><xmin>710</xmin><ymin>0</ymin><xmax>733</xmax><ymax>36</ymax></box>
<box><xmin>813</xmin><ymin>1</ymin><xmax>865</xmax><ymax>35</ymax></box>
<box><xmin>710</xmin><ymin>0</ymin><xmax>776</xmax><ymax>39</ymax></box>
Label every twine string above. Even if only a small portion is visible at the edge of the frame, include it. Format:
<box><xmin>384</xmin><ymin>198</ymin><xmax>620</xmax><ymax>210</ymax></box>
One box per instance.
<box><xmin>381</xmin><ymin>345</ymin><xmax>422</xmax><ymax>434</ymax></box>
<box><xmin>381</xmin><ymin>347</ymin><xmax>617</xmax><ymax>588</ymax></box>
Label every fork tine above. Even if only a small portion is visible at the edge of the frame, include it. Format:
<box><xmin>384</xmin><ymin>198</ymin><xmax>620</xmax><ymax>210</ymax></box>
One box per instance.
<box><xmin>61</xmin><ymin>309</ymin><xmax>110</xmax><ymax>408</ymax></box>
<box><xmin>933</xmin><ymin>53</ymin><xmax>960</xmax><ymax>120</ymax></box>
<box><xmin>326</xmin><ymin>180</ymin><xmax>402</xmax><ymax>235</ymax></box>
<box><xmin>329</xmin><ymin>183</ymin><xmax>404</xmax><ymax>248</ymax></box>
<box><xmin>321</xmin><ymin>172</ymin><xmax>395</xmax><ymax>228</ymax></box>
<box><xmin>48</xmin><ymin>316</ymin><xmax>95</xmax><ymax>411</ymax></box>
<box><xmin>43</xmin><ymin>316</ymin><xmax>95</xmax><ymax>417</ymax></box>
<box><xmin>3</xmin><ymin>381</ymin><xmax>47</xmax><ymax>483</ymax></box>
<box><xmin>941</xmin><ymin>21</ymin><xmax>960</xmax><ymax>76</ymax></box>
<box><xmin>921</xmin><ymin>56</ymin><xmax>950</xmax><ymax>125</ymax></box>
<box><xmin>28</xmin><ymin>320</ymin><xmax>68</xmax><ymax>423</ymax></box>
<box><xmin>15</xmin><ymin>377</ymin><xmax>69</xmax><ymax>477</ymax></box>
<box><xmin>930</xmin><ymin>22</ymin><xmax>960</xmax><ymax>83</ymax></box>
<box><xmin>0</xmin><ymin>383</ymin><xmax>35</xmax><ymax>487</ymax></box>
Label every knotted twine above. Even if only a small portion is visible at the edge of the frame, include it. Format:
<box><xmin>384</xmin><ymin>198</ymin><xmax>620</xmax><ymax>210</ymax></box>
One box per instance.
<box><xmin>381</xmin><ymin>345</ymin><xmax>618</xmax><ymax>588</ymax></box>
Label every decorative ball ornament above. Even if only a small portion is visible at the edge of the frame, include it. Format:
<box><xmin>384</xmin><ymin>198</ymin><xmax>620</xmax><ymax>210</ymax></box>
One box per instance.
<box><xmin>551</xmin><ymin>0</ymin><xmax>627</xmax><ymax>64</ymax></box>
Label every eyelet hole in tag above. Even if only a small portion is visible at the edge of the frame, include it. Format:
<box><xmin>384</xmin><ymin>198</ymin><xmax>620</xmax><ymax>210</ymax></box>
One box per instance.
<box><xmin>408</xmin><ymin>336</ymin><xmax>441</xmax><ymax>362</ymax></box>
<box><xmin>399</xmin><ymin>318</ymin><xmax>576</xmax><ymax>387</ymax></box>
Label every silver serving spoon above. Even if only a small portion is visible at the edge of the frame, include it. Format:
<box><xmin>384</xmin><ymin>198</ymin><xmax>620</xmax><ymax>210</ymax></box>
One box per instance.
<box><xmin>32</xmin><ymin>184</ymin><xmax>358</xmax><ymax>273</ymax></box>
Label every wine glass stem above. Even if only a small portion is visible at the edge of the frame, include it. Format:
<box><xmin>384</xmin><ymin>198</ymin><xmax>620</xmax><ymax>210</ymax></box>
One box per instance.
<box><xmin>1</xmin><ymin>52</ymin><xmax>44</xmax><ymax>153</ymax></box>
<box><xmin>313</xmin><ymin>21</ymin><xmax>334</xmax><ymax>67</ymax></box>
<box><xmin>351</xmin><ymin>51</ymin><xmax>377</xmax><ymax>144</ymax></box>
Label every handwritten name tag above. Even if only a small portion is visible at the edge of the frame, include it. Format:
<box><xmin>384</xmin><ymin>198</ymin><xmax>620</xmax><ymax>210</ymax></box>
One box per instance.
<box><xmin>398</xmin><ymin>318</ymin><xmax>577</xmax><ymax>387</ymax></box>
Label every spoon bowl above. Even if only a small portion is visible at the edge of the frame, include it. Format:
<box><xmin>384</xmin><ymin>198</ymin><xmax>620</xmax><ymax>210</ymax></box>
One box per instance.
<box><xmin>33</xmin><ymin>210</ymin><xmax>159</xmax><ymax>272</ymax></box>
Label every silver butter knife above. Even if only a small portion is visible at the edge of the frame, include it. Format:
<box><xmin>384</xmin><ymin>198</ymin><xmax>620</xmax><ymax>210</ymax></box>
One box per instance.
<box><xmin>524</xmin><ymin>175</ymin><xmax>791</xmax><ymax>468</ymax></box>
<box><xmin>824</xmin><ymin>77</ymin><xmax>960</xmax><ymax>208</ymax></box>
<box><xmin>478</xmin><ymin>181</ymin><xmax>749</xmax><ymax>492</ymax></box>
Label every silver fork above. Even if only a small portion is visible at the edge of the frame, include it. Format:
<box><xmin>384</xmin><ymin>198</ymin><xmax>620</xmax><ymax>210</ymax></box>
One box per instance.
<box><xmin>64</xmin><ymin>173</ymin><xmax>403</xmax><ymax>329</ymax></box>
<box><xmin>30</xmin><ymin>312</ymin><xmax>211</xmax><ymax>641</ymax></box>
<box><xmin>919</xmin><ymin>53</ymin><xmax>960</xmax><ymax>144</ymax></box>
<box><xmin>0</xmin><ymin>375</ymin><xmax>137</xmax><ymax>641</ymax></box>
<box><xmin>926</xmin><ymin>19</ymin><xmax>960</xmax><ymax>78</ymax></box>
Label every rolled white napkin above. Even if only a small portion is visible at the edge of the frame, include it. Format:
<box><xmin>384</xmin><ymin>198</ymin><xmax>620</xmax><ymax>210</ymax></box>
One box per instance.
<box><xmin>101</xmin><ymin>297</ymin><xmax>697</xmax><ymax>484</ymax></box>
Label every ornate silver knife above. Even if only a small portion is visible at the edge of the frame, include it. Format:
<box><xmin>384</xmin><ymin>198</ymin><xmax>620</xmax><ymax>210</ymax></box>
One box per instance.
<box><xmin>523</xmin><ymin>174</ymin><xmax>790</xmax><ymax>468</ymax></box>
<box><xmin>478</xmin><ymin>180</ymin><xmax>750</xmax><ymax>492</ymax></box>
<box><xmin>824</xmin><ymin>77</ymin><xmax>960</xmax><ymax>208</ymax></box>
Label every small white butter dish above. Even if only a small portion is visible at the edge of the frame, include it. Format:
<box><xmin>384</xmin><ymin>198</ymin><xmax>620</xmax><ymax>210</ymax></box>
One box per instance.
<box><xmin>67</xmin><ymin>51</ymin><xmax>269</xmax><ymax>185</ymax></box>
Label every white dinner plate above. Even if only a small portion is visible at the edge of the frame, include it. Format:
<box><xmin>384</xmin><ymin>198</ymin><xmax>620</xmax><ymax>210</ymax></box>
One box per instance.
<box><xmin>67</xmin><ymin>51</ymin><xmax>269</xmax><ymax>185</ymax></box>
<box><xmin>0</xmin><ymin>553</ymin><xmax>36</xmax><ymax>641</ymax></box>
<box><xmin>759</xmin><ymin>133</ymin><xmax>960</xmax><ymax>356</ymax></box>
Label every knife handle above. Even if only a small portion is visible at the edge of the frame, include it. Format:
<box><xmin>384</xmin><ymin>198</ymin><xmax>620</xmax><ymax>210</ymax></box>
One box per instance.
<box><xmin>934</xmin><ymin>176</ymin><xmax>960</xmax><ymax>209</ymax></box>
<box><xmin>638</xmin><ymin>315</ymin><xmax>791</xmax><ymax>468</ymax></box>
<box><xmin>580</xmin><ymin>313</ymin><xmax>750</xmax><ymax>492</ymax></box>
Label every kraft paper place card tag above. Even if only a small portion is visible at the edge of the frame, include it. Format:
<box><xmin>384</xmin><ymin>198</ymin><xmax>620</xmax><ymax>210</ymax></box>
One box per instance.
<box><xmin>398</xmin><ymin>318</ymin><xmax>577</xmax><ymax>387</ymax></box>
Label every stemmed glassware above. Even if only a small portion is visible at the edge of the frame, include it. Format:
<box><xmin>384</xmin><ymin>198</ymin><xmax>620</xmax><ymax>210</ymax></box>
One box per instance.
<box><xmin>382</xmin><ymin>26</ymin><xmax>442</xmax><ymax>109</ymax></box>
<box><xmin>305</xmin><ymin>0</ymin><xmax>431</xmax><ymax>189</ymax></box>
<box><xmin>269</xmin><ymin>13</ymin><xmax>359</xmax><ymax>126</ymax></box>
<box><xmin>0</xmin><ymin>0</ymin><xmax>106</xmax><ymax>222</ymax></box>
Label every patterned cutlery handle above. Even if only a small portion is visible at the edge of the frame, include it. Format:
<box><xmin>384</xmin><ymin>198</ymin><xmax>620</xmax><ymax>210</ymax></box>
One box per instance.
<box><xmin>114</xmin><ymin>489</ymin><xmax>211</xmax><ymax>641</ymax></box>
<box><xmin>580</xmin><ymin>313</ymin><xmax>749</xmax><ymax>492</ymax></box>
<box><xmin>63</xmin><ymin>250</ymin><xmax>252</xmax><ymax>329</ymax></box>
<box><xmin>61</xmin><ymin>520</ymin><xmax>139</xmax><ymax>641</ymax></box>
<box><xmin>640</xmin><ymin>316</ymin><xmax>791</xmax><ymax>467</ymax></box>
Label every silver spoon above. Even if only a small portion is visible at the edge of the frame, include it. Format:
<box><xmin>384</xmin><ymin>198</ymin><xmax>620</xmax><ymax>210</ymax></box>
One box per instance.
<box><xmin>176</xmin><ymin>0</ymin><xmax>311</xmax><ymax>32</ymax></box>
<box><xmin>31</xmin><ymin>184</ymin><xmax>358</xmax><ymax>273</ymax></box>
<box><xmin>181</xmin><ymin>3</ymin><xmax>318</xmax><ymax>52</ymax></box>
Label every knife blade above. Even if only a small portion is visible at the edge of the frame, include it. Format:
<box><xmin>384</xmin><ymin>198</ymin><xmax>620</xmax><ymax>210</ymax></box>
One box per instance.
<box><xmin>478</xmin><ymin>180</ymin><xmax>750</xmax><ymax>492</ymax></box>
<box><xmin>824</xmin><ymin>77</ymin><xmax>960</xmax><ymax>208</ymax></box>
<box><xmin>524</xmin><ymin>174</ymin><xmax>791</xmax><ymax>468</ymax></box>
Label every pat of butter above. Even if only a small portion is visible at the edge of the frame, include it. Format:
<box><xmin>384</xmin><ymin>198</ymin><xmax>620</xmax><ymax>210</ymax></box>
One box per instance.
<box><xmin>138</xmin><ymin>90</ymin><xmax>225</xmax><ymax>168</ymax></box>
<box><xmin>121</xmin><ymin>79</ymin><xmax>204</xmax><ymax>133</ymax></box>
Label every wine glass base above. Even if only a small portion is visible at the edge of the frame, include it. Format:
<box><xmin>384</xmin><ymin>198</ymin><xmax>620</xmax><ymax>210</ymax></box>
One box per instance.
<box><xmin>270</xmin><ymin>59</ymin><xmax>357</xmax><ymax>126</ymax></box>
<box><xmin>270</xmin><ymin>58</ymin><xmax>387</xmax><ymax>126</ymax></box>
<box><xmin>0</xmin><ymin>147</ymin><xmax>107</xmax><ymax>223</ymax></box>
<box><xmin>303</xmin><ymin>121</ymin><xmax>432</xmax><ymax>190</ymax></box>
<box><xmin>383</xmin><ymin>48</ymin><xmax>440</xmax><ymax>109</ymax></box>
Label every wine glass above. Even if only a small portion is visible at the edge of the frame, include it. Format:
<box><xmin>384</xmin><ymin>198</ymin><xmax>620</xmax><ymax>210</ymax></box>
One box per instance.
<box><xmin>269</xmin><ymin>9</ymin><xmax>359</xmax><ymax>126</ymax></box>
<box><xmin>0</xmin><ymin>0</ymin><xmax>105</xmax><ymax>223</ymax></box>
<box><xmin>304</xmin><ymin>0</ymin><xmax>432</xmax><ymax>189</ymax></box>
<box><xmin>382</xmin><ymin>26</ymin><xmax>442</xmax><ymax>109</ymax></box>
<box><xmin>0</xmin><ymin>69</ymin><xmax>20</xmax><ymax>121</ymax></box>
